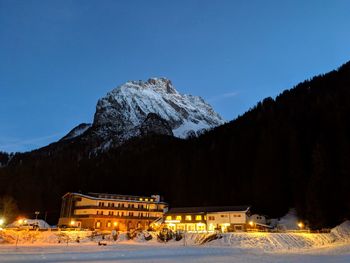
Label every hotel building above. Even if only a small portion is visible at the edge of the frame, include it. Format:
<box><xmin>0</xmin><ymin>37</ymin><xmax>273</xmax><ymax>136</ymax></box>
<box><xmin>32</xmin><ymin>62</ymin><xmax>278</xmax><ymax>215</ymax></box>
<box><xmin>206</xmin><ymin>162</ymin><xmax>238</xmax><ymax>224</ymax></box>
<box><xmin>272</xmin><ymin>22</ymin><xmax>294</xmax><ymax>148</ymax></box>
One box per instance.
<box><xmin>58</xmin><ymin>192</ymin><xmax>168</xmax><ymax>231</ymax></box>
<box><xmin>164</xmin><ymin>206</ymin><xmax>250</xmax><ymax>232</ymax></box>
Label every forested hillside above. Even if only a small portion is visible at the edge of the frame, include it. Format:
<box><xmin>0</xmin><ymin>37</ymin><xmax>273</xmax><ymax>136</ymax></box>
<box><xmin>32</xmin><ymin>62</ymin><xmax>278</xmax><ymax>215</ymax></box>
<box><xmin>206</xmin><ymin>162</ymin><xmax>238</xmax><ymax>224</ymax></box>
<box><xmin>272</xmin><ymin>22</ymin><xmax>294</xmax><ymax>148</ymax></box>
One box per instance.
<box><xmin>1</xmin><ymin>62</ymin><xmax>350</xmax><ymax>228</ymax></box>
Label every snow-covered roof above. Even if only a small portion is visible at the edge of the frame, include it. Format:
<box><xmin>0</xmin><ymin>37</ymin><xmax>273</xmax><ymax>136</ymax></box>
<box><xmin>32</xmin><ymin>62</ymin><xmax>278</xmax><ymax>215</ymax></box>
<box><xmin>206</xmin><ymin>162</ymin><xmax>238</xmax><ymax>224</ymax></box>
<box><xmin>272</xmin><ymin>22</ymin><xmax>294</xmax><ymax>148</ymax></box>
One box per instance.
<box><xmin>167</xmin><ymin>206</ymin><xmax>250</xmax><ymax>214</ymax></box>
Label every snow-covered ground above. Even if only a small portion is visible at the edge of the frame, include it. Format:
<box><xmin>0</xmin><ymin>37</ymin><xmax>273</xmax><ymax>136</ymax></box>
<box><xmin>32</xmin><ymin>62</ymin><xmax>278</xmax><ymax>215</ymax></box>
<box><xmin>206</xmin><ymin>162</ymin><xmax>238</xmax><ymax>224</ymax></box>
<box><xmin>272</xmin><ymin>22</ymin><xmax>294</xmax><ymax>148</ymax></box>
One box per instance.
<box><xmin>0</xmin><ymin>242</ymin><xmax>349</xmax><ymax>263</ymax></box>
<box><xmin>1</xmin><ymin>221</ymin><xmax>350</xmax><ymax>262</ymax></box>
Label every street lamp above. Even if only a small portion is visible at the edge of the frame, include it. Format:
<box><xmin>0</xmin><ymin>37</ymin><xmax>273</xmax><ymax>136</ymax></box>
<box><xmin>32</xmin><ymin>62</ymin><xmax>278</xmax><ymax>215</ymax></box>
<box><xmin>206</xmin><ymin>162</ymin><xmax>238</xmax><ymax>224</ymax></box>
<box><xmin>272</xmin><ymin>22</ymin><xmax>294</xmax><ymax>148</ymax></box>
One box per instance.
<box><xmin>0</xmin><ymin>218</ymin><xmax>5</xmax><ymax>226</ymax></box>
<box><xmin>298</xmin><ymin>222</ymin><xmax>304</xmax><ymax>229</ymax></box>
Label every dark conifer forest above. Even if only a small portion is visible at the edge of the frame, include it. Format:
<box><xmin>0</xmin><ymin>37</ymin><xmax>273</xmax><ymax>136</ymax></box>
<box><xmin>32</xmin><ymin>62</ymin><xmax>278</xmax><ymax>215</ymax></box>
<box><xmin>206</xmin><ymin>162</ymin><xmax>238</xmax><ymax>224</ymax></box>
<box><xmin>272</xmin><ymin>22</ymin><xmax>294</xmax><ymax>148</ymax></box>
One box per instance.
<box><xmin>1</xmin><ymin>61</ymin><xmax>350</xmax><ymax>229</ymax></box>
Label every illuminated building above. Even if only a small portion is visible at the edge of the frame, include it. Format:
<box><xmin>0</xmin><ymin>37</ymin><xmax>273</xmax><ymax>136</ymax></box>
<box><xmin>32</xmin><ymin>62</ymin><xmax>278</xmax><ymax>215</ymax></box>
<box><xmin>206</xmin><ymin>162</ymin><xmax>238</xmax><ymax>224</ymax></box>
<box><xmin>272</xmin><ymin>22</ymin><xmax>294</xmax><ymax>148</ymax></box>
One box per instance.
<box><xmin>165</xmin><ymin>206</ymin><xmax>250</xmax><ymax>232</ymax></box>
<box><xmin>58</xmin><ymin>192</ymin><xmax>168</xmax><ymax>231</ymax></box>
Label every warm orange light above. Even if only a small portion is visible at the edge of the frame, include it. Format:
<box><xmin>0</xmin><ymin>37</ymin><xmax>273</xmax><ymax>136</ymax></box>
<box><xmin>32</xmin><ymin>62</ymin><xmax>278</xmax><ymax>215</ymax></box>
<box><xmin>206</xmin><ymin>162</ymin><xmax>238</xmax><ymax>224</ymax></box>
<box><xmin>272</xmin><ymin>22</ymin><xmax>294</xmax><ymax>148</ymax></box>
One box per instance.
<box><xmin>70</xmin><ymin>220</ymin><xmax>75</xmax><ymax>226</ymax></box>
<box><xmin>298</xmin><ymin>222</ymin><xmax>304</xmax><ymax>228</ymax></box>
<box><xmin>18</xmin><ymin>218</ymin><xmax>25</xmax><ymax>225</ymax></box>
<box><xmin>113</xmin><ymin>222</ymin><xmax>118</xmax><ymax>226</ymax></box>
<box><xmin>249</xmin><ymin>221</ymin><xmax>254</xmax><ymax>227</ymax></box>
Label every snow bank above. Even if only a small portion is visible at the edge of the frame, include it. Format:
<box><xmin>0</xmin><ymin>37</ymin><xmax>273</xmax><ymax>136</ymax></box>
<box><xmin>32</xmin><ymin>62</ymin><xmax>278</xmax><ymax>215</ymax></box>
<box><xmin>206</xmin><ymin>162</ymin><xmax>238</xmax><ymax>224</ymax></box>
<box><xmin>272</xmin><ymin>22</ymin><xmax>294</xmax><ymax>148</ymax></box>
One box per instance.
<box><xmin>7</xmin><ymin>219</ymin><xmax>51</xmax><ymax>229</ymax></box>
<box><xmin>1</xmin><ymin>221</ymin><xmax>350</xmax><ymax>252</ymax></box>
<box><xmin>331</xmin><ymin>221</ymin><xmax>350</xmax><ymax>242</ymax></box>
<box><xmin>0</xmin><ymin>230</ymin><xmax>93</xmax><ymax>244</ymax></box>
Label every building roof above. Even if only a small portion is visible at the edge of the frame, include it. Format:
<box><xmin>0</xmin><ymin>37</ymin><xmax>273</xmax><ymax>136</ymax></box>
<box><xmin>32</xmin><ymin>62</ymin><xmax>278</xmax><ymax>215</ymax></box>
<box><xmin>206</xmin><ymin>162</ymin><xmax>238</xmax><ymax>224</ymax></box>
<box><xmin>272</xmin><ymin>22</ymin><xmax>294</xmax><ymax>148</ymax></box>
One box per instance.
<box><xmin>167</xmin><ymin>206</ymin><xmax>250</xmax><ymax>214</ymax></box>
<box><xmin>61</xmin><ymin>192</ymin><xmax>167</xmax><ymax>204</ymax></box>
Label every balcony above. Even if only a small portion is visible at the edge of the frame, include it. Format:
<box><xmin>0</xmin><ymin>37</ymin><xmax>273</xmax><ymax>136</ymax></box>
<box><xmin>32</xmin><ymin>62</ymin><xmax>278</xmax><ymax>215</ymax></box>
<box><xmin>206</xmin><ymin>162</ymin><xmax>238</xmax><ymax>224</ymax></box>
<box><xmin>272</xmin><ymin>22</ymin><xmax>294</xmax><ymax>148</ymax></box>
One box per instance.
<box><xmin>72</xmin><ymin>214</ymin><xmax>159</xmax><ymax>220</ymax></box>
<box><xmin>74</xmin><ymin>205</ymin><xmax>163</xmax><ymax>212</ymax></box>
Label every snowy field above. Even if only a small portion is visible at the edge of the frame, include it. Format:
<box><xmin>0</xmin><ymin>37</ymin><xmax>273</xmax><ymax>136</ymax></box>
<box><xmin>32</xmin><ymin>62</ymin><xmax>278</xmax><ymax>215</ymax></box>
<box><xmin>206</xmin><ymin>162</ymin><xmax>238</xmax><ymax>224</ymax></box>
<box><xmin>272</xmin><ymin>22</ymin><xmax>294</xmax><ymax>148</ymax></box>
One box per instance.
<box><xmin>0</xmin><ymin>242</ymin><xmax>350</xmax><ymax>263</ymax></box>
<box><xmin>1</xmin><ymin>221</ymin><xmax>350</xmax><ymax>262</ymax></box>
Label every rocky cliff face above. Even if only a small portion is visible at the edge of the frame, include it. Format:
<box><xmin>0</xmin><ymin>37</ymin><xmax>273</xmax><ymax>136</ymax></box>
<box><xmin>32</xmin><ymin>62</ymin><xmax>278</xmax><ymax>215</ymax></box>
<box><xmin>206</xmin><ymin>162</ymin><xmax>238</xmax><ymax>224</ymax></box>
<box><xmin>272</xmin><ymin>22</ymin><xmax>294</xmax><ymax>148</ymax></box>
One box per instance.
<box><xmin>63</xmin><ymin>77</ymin><xmax>225</xmax><ymax>151</ymax></box>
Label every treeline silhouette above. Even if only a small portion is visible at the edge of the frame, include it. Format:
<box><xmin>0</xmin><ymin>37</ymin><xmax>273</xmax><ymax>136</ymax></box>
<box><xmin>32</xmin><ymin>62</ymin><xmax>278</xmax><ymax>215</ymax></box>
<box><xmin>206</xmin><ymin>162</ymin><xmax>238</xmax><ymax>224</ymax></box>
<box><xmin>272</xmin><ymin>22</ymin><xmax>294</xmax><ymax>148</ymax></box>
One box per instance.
<box><xmin>1</xmin><ymin>61</ymin><xmax>350</xmax><ymax>228</ymax></box>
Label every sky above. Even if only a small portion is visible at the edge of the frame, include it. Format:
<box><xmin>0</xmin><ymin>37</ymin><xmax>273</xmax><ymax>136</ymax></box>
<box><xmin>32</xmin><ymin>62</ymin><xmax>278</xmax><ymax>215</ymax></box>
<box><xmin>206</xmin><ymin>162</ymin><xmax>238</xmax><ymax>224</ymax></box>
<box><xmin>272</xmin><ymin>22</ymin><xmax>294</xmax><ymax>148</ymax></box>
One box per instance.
<box><xmin>1</xmin><ymin>0</ymin><xmax>350</xmax><ymax>153</ymax></box>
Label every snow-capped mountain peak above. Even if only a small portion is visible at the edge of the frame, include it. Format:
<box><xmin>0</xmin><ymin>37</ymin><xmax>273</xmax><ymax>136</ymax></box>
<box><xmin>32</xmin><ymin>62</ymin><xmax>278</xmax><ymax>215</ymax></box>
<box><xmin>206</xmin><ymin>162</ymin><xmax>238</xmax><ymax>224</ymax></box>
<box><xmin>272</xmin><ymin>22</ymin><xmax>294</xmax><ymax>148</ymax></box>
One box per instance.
<box><xmin>93</xmin><ymin>77</ymin><xmax>225</xmax><ymax>141</ymax></box>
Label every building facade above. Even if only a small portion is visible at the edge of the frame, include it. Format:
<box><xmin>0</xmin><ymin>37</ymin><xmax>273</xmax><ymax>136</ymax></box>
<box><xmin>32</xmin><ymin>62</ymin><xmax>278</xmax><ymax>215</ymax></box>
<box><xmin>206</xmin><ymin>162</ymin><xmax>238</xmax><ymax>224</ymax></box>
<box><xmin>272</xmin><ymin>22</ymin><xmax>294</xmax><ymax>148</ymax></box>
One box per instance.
<box><xmin>164</xmin><ymin>206</ymin><xmax>250</xmax><ymax>232</ymax></box>
<box><xmin>58</xmin><ymin>192</ymin><xmax>167</xmax><ymax>231</ymax></box>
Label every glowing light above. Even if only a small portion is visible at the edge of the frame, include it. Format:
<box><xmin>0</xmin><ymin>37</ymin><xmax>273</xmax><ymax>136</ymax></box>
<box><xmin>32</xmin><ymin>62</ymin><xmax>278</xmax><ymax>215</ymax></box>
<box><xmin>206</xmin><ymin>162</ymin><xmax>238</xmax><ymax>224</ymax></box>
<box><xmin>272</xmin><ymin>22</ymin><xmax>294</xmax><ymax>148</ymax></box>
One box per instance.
<box><xmin>18</xmin><ymin>218</ymin><xmax>25</xmax><ymax>225</ymax></box>
<box><xmin>249</xmin><ymin>221</ymin><xmax>254</xmax><ymax>227</ymax></box>
<box><xmin>185</xmin><ymin>215</ymin><xmax>192</xmax><ymax>221</ymax></box>
<box><xmin>113</xmin><ymin>222</ymin><xmax>118</xmax><ymax>226</ymax></box>
<box><xmin>70</xmin><ymin>220</ymin><xmax>75</xmax><ymax>226</ymax></box>
<box><xmin>165</xmin><ymin>220</ymin><xmax>180</xmax><ymax>223</ymax></box>
<box><xmin>298</xmin><ymin>222</ymin><xmax>304</xmax><ymax>228</ymax></box>
<box><xmin>0</xmin><ymin>218</ymin><xmax>4</xmax><ymax>225</ymax></box>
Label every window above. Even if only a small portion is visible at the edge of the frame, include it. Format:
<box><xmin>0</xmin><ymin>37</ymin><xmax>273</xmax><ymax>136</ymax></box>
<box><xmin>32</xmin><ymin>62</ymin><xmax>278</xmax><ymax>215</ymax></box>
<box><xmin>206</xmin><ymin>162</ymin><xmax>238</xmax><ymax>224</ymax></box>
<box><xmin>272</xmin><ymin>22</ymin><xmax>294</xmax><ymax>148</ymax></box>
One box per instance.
<box><xmin>208</xmin><ymin>216</ymin><xmax>215</xmax><ymax>220</ymax></box>
<box><xmin>196</xmin><ymin>224</ymin><xmax>206</xmax><ymax>231</ymax></box>
<box><xmin>187</xmin><ymin>224</ymin><xmax>195</xmax><ymax>231</ymax></box>
<box><xmin>195</xmin><ymin>215</ymin><xmax>202</xmax><ymax>221</ymax></box>
<box><xmin>129</xmin><ymin>212</ymin><xmax>134</xmax><ymax>217</ymax></box>
<box><xmin>121</xmin><ymin>212</ymin><xmax>124</xmax><ymax>216</ymax></box>
<box><xmin>166</xmin><ymin>216</ymin><xmax>172</xmax><ymax>220</ymax></box>
<box><xmin>131</xmin><ymin>204</ymin><xmax>134</xmax><ymax>208</ymax></box>
<box><xmin>108</xmin><ymin>211</ymin><xmax>114</xmax><ymax>216</ymax></box>
<box><xmin>96</xmin><ymin>221</ymin><xmax>101</xmax><ymax>228</ymax></box>
<box><xmin>107</xmin><ymin>221</ymin><xmax>111</xmax><ymax>227</ymax></box>
<box><xmin>185</xmin><ymin>215</ymin><xmax>192</xmax><ymax>221</ymax></box>
<box><xmin>111</xmin><ymin>203</ymin><xmax>115</xmax><ymax>207</ymax></box>
<box><xmin>176</xmin><ymin>215</ymin><xmax>182</xmax><ymax>221</ymax></box>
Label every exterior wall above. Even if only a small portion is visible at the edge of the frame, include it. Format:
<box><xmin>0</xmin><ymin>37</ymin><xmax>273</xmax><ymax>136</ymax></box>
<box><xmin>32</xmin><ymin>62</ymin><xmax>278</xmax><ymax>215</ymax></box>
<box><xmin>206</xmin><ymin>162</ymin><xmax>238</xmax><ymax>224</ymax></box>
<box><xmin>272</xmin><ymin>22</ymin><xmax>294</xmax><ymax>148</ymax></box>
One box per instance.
<box><xmin>249</xmin><ymin>214</ymin><xmax>267</xmax><ymax>225</ymax></box>
<box><xmin>58</xmin><ymin>193</ymin><xmax>167</xmax><ymax>231</ymax></box>
<box><xmin>165</xmin><ymin>210</ymin><xmax>250</xmax><ymax>232</ymax></box>
<box><xmin>165</xmin><ymin>213</ymin><xmax>207</xmax><ymax>232</ymax></box>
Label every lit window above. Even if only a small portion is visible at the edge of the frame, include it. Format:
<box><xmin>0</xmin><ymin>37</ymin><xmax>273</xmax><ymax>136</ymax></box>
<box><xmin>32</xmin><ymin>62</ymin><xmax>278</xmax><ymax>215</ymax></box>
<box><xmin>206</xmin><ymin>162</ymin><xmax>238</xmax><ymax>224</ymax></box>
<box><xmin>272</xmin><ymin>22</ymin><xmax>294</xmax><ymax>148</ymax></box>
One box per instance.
<box><xmin>166</xmin><ymin>216</ymin><xmax>172</xmax><ymax>220</ymax></box>
<box><xmin>96</xmin><ymin>221</ymin><xmax>101</xmax><ymax>228</ymax></box>
<box><xmin>185</xmin><ymin>215</ymin><xmax>192</xmax><ymax>221</ymax></box>
<box><xmin>107</xmin><ymin>221</ymin><xmax>111</xmax><ymax>227</ymax></box>
<box><xmin>145</xmin><ymin>198</ymin><xmax>149</xmax><ymax>201</ymax></box>
<box><xmin>139</xmin><ymin>198</ymin><xmax>143</xmax><ymax>201</ymax></box>
<box><xmin>196</xmin><ymin>215</ymin><xmax>202</xmax><ymax>221</ymax></box>
<box><xmin>176</xmin><ymin>215</ymin><xmax>182</xmax><ymax>221</ymax></box>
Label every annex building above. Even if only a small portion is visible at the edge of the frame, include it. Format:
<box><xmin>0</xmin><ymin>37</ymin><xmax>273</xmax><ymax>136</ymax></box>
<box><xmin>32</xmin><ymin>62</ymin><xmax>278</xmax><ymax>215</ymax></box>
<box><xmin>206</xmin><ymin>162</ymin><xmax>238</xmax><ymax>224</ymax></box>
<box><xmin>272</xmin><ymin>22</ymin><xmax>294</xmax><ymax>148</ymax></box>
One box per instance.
<box><xmin>164</xmin><ymin>206</ymin><xmax>250</xmax><ymax>232</ymax></box>
<box><xmin>58</xmin><ymin>192</ymin><xmax>168</xmax><ymax>231</ymax></box>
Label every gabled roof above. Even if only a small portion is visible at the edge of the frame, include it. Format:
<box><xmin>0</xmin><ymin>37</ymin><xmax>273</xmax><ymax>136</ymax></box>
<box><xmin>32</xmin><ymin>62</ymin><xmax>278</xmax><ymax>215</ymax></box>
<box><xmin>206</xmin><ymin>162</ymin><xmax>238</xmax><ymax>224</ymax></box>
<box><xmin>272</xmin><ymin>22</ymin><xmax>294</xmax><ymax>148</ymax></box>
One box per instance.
<box><xmin>167</xmin><ymin>206</ymin><xmax>250</xmax><ymax>214</ymax></box>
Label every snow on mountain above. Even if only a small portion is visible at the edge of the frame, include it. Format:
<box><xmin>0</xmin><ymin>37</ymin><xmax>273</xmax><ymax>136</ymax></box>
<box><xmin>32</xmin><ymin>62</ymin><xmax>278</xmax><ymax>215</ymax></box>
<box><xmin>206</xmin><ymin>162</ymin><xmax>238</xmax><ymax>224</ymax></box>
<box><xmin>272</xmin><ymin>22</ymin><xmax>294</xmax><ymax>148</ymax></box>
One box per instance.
<box><xmin>61</xmin><ymin>123</ymin><xmax>92</xmax><ymax>141</ymax></box>
<box><xmin>92</xmin><ymin>77</ymin><xmax>225</xmax><ymax>143</ymax></box>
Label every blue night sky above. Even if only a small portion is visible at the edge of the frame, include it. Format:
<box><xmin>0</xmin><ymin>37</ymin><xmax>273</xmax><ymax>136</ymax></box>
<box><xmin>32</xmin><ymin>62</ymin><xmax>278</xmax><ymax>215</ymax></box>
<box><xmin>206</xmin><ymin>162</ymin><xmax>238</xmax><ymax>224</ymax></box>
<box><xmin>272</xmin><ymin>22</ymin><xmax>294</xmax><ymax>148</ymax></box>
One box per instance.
<box><xmin>1</xmin><ymin>0</ymin><xmax>350</xmax><ymax>152</ymax></box>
